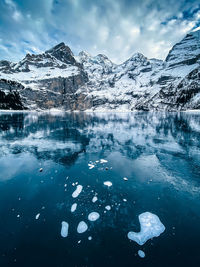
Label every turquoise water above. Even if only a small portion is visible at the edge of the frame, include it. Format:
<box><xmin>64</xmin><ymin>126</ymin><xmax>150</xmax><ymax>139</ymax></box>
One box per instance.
<box><xmin>0</xmin><ymin>111</ymin><xmax>200</xmax><ymax>267</ymax></box>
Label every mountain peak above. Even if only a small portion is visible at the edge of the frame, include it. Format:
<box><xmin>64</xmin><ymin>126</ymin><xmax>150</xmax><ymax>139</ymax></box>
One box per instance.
<box><xmin>45</xmin><ymin>42</ymin><xmax>77</xmax><ymax>65</ymax></box>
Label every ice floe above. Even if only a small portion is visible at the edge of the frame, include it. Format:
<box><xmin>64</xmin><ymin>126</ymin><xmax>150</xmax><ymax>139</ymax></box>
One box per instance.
<box><xmin>71</xmin><ymin>203</ymin><xmax>77</xmax><ymax>213</ymax></box>
<box><xmin>100</xmin><ymin>159</ymin><xmax>108</xmax><ymax>163</ymax></box>
<box><xmin>103</xmin><ymin>181</ymin><xmax>112</xmax><ymax>187</ymax></box>
<box><xmin>35</xmin><ymin>213</ymin><xmax>40</xmax><ymax>220</ymax></box>
<box><xmin>138</xmin><ymin>250</ymin><xmax>145</xmax><ymax>258</ymax></box>
<box><xmin>88</xmin><ymin>236</ymin><xmax>92</xmax><ymax>240</ymax></box>
<box><xmin>92</xmin><ymin>196</ymin><xmax>98</xmax><ymax>203</ymax></box>
<box><xmin>88</xmin><ymin>212</ymin><xmax>100</xmax><ymax>221</ymax></box>
<box><xmin>72</xmin><ymin>185</ymin><xmax>83</xmax><ymax>198</ymax></box>
<box><xmin>123</xmin><ymin>177</ymin><xmax>128</xmax><ymax>181</ymax></box>
<box><xmin>88</xmin><ymin>163</ymin><xmax>95</xmax><ymax>169</ymax></box>
<box><xmin>77</xmin><ymin>221</ymin><xmax>88</xmax><ymax>233</ymax></box>
<box><xmin>127</xmin><ymin>212</ymin><xmax>165</xmax><ymax>245</ymax></box>
<box><xmin>61</xmin><ymin>221</ymin><xmax>69</xmax><ymax>237</ymax></box>
<box><xmin>105</xmin><ymin>205</ymin><xmax>111</xmax><ymax>211</ymax></box>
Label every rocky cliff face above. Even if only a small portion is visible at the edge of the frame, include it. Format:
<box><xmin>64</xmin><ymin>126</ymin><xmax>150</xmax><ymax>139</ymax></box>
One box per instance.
<box><xmin>0</xmin><ymin>30</ymin><xmax>200</xmax><ymax>111</ymax></box>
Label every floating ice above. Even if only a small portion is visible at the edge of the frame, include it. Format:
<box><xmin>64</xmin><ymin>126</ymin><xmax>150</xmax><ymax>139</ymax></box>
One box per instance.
<box><xmin>71</xmin><ymin>203</ymin><xmax>77</xmax><ymax>213</ymax></box>
<box><xmin>127</xmin><ymin>212</ymin><xmax>165</xmax><ymax>245</ymax></box>
<box><xmin>88</xmin><ymin>212</ymin><xmax>100</xmax><ymax>221</ymax></box>
<box><xmin>105</xmin><ymin>205</ymin><xmax>111</xmax><ymax>211</ymax></box>
<box><xmin>88</xmin><ymin>236</ymin><xmax>92</xmax><ymax>240</ymax></box>
<box><xmin>100</xmin><ymin>159</ymin><xmax>108</xmax><ymax>163</ymax></box>
<box><xmin>61</xmin><ymin>221</ymin><xmax>69</xmax><ymax>237</ymax></box>
<box><xmin>123</xmin><ymin>177</ymin><xmax>128</xmax><ymax>181</ymax></box>
<box><xmin>103</xmin><ymin>181</ymin><xmax>112</xmax><ymax>187</ymax></box>
<box><xmin>77</xmin><ymin>221</ymin><xmax>88</xmax><ymax>233</ymax></box>
<box><xmin>92</xmin><ymin>196</ymin><xmax>98</xmax><ymax>203</ymax></box>
<box><xmin>88</xmin><ymin>163</ymin><xmax>95</xmax><ymax>169</ymax></box>
<box><xmin>72</xmin><ymin>185</ymin><xmax>83</xmax><ymax>198</ymax></box>
<box><xmin>138</xmin><ymin>250</ymin><xmax>145</xmax><ymax>258</ymax></box>
<box><xmin>35</xmin><ymin>213</ymin><xmax>40</xmax><ymax>220</ymax></box>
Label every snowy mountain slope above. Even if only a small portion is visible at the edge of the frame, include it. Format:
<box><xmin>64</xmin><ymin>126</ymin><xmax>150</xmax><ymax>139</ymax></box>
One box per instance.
<box><xmin>0</xmin><ymin>29</ymin><xmax>200</xmax><ymax>111</ymax></box>
<box><xmin>0</xmin><ymin>43</ymin><xmax>88</xmax><ymax>109</ymax></box>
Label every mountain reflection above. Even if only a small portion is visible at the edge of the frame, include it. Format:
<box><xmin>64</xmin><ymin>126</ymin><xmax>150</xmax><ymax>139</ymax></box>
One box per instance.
<box><xmin>0</xmin><ymin>111</ymin><xmax>200</xmax><ymax>169</ymax></box>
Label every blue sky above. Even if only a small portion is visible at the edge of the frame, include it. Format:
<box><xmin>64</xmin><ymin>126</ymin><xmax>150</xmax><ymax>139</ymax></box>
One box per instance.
<box><xmin>0</xmin><ymin>0</ymin><xmax>199</xmax><ymax>63</ymax></box>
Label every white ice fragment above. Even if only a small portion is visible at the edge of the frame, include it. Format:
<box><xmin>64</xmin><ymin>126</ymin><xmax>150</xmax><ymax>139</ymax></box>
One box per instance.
<box><xmin>61</xmin><ymin>221</ymin><xmax>69</xmax><ymax>238</ymax></box>
<box><xmin>88</xmin><ymin>236</ymin><xmax>92</xmax><ymax>240</ymax></box>
<box><xmin>72</xmin><ymin>185</ymin><xmax>83</xmax><ymax>198</ymax></box>
<box><xmin>78</xmin><ymin>240</ymin><xmax>81</xmax><ymax>244</ymax></box>
<box><xmin>88</xmin><ymin>163</ymin><xmax>95</xmax><ymax>169</ymax></box>
<box><xmin>123</xmin><ymin>199</ymin><xmax>127</xmax><ymax>202</ymax></box>
<box><xmin>71</xmin><ymin>203</ymin><xmax>77</xmax><ymax>213</ymax></box>
<box><xmin>105</xmin><ymin>205</ymin><xmax>111</xmax><ymax>211</ymax></box>
<box><xmin>123</xmin><ymin>177</ymin><xmax>128</xmax><ymax>181</ymax></box>
<box><xmin>100</xmin><ymin>159</ymin><xmax>108</xmax><ymax>163</ymax></box>
<box><xmin>95</xmin><ymin>160</ymin><xmax>99</xmax><ymax>163</ymax></box>
<box><xmin>103</xmin><ymin>181</ymin><xmax>112</xmax><ymax>187</ymax></box>
<box><xmin>35</xmin><ymin>213</ymin><xmax>40</xmax><ymax>220</ymax></box>
<box><xmin>88</xmin><ymin>212</ymin><xmax>100</xmax><ymax>221</ymax></box>
<box><xmin>92</xmin><ymin>196</ymin><xmax>98</xmax><ymax>203</ymax></box>
<box><xmin>17</xmin><ymin>214</ymin><xmax>20</xmax><ymax>218</ymax></box>
<box><xmin>127</xmin><ymin>212</ymin><xmax>165</xmax><ymax>245</ymax></box>
<box><xmin>138</xmin><ymin>250</ymin><xmax>145</xmax><ymax>258</ymax></box>
<box><xmin>77</xmin><ymin>221</ymin><xmax>88</xmax><ymax>233</ymax></box>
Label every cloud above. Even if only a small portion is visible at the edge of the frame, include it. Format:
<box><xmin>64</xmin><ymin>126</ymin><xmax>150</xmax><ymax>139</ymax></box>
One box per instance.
<box><xmin>0</xmin><ymin>0</ymin><xmax>199</xmax><ymax>63</ymax></box>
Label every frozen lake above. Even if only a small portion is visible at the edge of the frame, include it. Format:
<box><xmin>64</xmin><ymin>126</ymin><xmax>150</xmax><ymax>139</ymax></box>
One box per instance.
<box><xmin>0</xmin><ymin>111</ymin><xmax>200</xmax><ymax>266</ymax></box>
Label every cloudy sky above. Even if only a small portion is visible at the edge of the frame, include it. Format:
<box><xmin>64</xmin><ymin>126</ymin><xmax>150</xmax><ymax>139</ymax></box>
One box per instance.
<box><xmin>0</xmin><ymin>0</ymin><xmax>200</xmax><ymax>64</ymax></box>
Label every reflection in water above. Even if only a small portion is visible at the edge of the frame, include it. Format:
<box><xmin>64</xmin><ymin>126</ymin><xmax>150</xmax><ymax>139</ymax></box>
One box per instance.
<box><xmin>0</xmin><ymin>111</ymin><xmax>200</xmax><ymax>267</ymax></box>
<box><xmin>0</xmin><ymin>111</ymin><xmax>200</xmax><ymax>191</ymax></box>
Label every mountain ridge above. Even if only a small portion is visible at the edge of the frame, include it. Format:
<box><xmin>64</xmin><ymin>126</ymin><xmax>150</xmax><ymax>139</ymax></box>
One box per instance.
<box><xmin>0</xmin><ymin>29</ymin><xmax>200</xmax><ymax>111</ymax></box>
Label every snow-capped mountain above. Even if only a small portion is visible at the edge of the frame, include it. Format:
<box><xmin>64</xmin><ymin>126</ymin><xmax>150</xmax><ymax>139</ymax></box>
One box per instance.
<box><xmin>0</xmin><ymin>29</ymin><xmax>200</xmax><ymax>111</ymax></box>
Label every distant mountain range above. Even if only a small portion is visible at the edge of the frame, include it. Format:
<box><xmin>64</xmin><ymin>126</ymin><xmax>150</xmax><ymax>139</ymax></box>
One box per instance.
<box><xmin>0</xmin><ymin>29</ymin><xmax>200</xmax><ymax>111</ymax></box>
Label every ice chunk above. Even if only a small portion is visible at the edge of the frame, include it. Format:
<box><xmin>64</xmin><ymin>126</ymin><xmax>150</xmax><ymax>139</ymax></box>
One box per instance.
<box><xmin>127</xmin><ymin>212</ymin><xmax>165</xmax><ymax>245</ymax></box>
<box><xmin>72</xmin><ymin>185</ymin><xmax>83</xmax><ymax>198</ymax></box>
<box><xmin>138</xmin><ymin>250</ymin><xmax>145</xmax><ymax>258</ymax></box>
<box><xmin>88</xmin><ymin>163</ymin><xmax>95</xmax><ymax>169</ymax></box>
<box><xmin>105</xmin><ymin>205</ymin><xmax>111</xmax><ymax>211</ymax></box>
<box><xmin>61</xmin><ymin>221</ymin><xmax>69</xmax><ymax>237</ymax></box>
<box><xmin>88</xmin><ymin>236</ymin><xmax>92</xmax><ymax>240</ymax></box>
<box><xmin>88</xmin><ymin>212</ymin><xmax>100</xmax><ymax>221</ymax></box>
<box><xmin>103</xmin><ymin>181</ymin><xmax>112</xmax><ymax>187</ymax></box>
<box><xmin>100</xmin><ymin>159</ymin><xmax>108</xmax><ymax>163</ymax></box>
<box><xmin>92</xmin><ymin>196</ymin><xmax>98</xmax><ymax>203</ymax></box>
<box><xmin>71</xmin><ymin>203</ymin><xmax>77</xmax><ymax>213</ymax></box>
<box><xmin>35</xmin><ymin>213</ymin><xmax>40</xmax><ymax>220</ymax></box>
<box><xmin>77</xmin><ymin>221</ymin><xmax>88</xmax><ymax>233</ymax></box>
<box><xmin>123</xmin><ymin>177</ymin><xmax>128</xmax><ymax>181</ymax></box>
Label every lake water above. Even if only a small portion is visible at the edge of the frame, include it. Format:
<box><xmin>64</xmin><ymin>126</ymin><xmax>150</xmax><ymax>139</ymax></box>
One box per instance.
<box><xmin>0</xmin><ymin>111</ymin><xmax>200</xmax><ymax>267</ymax></box>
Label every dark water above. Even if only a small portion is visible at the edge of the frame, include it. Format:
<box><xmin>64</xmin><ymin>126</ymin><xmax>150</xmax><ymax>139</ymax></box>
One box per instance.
<box><xmin>0</xmin><ymin>111</ymin><xmax>200</xmax><ymax>267</ymax></box>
